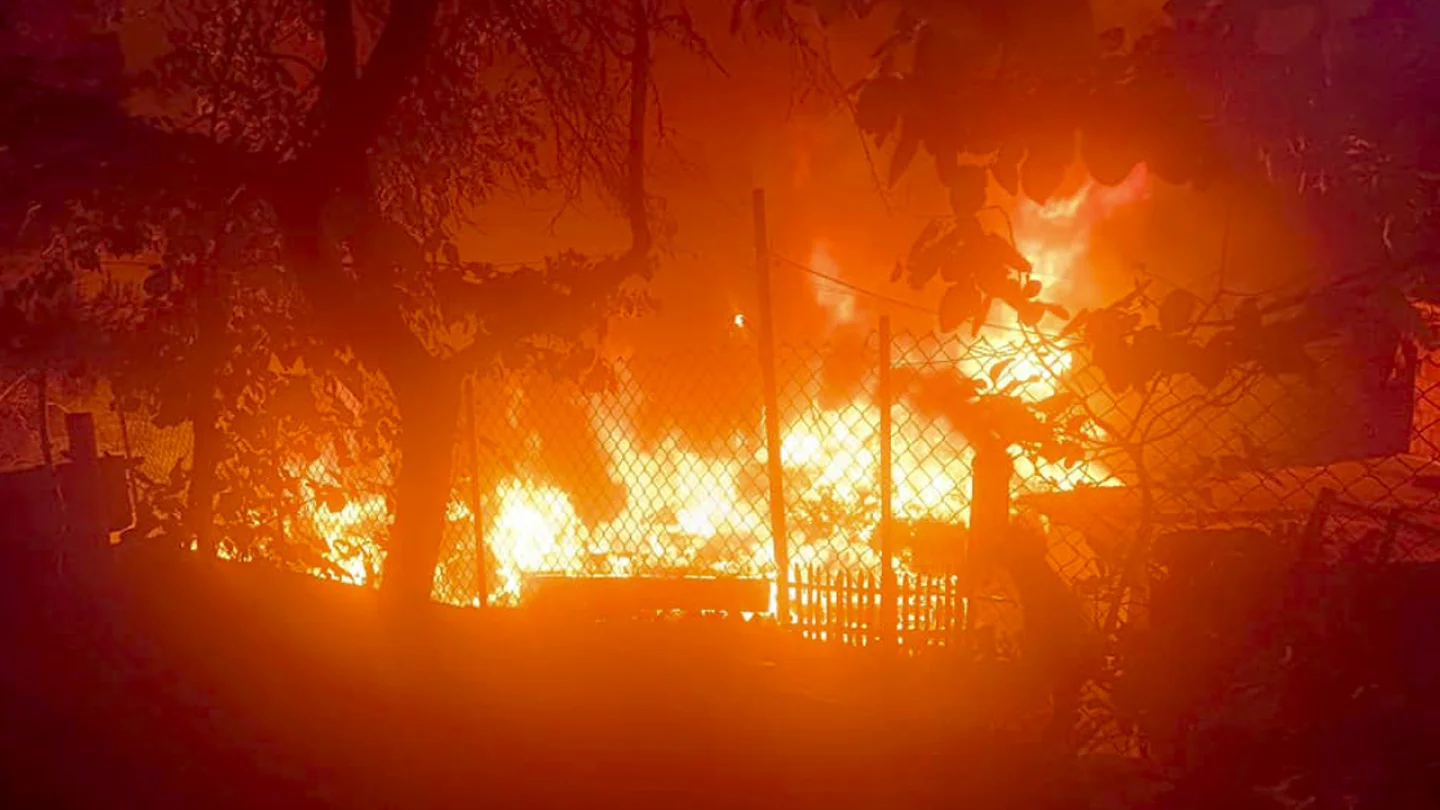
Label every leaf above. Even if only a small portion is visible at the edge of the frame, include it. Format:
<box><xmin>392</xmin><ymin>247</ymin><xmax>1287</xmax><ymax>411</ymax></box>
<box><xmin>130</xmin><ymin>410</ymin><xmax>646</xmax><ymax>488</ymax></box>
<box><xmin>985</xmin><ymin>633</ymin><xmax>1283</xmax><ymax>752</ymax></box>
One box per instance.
<box><xmin>905</xmin><ymin>221</ymin><xmax>946</xmax><ymax>290</ymax></box>
<box><xmin>989</xmin><ymin>358</ymin><xmax>1013</xmax><ymax>385</ymax></box>
<box><xmin>889</xmin><ymin>120</ymin><xmax>920</xmax><ymax>186</ymax></box>
<box><xmin>1016</xmin><ymin>300</ymin><xmax>1046</xmax><ymax>326</ymax></box>
<box><xmin>1158</xmin><ymin>289</ymin><xmax>1198</xmax><ymax>333</ymax></box>
<box><xmin>999</xmin><ymin>377</ymin><xmax>1032</xmax><ymax>396</ymax></box>
<box><xmin>970</xmin><ymin>296</ymin><xmax>993</xmax><ymax>337</ymax></box>
<box><xmin>946</xmin><ymin>165</ymin><xmax>987</xmax><ymax>217</ymax></box>
<box><xmin>1060</xmin><ymin>308</ymin><xmax>1091</xmax><ymax>339</ymax></box>
<box><xmin>938</xmin><ymin>283</ymin><xmax>981</xmax><ymax>333</ymax></box>
<box><xmin>143</xmin><ymin>268</ymin><xmax>172</xmax><ymax>297</ymax></box>
<box><xmin>907</xmin><ymin>220</ymin><xmax>941</xmax><ymax>264</ymax></box>
<box><xmin>908</xmin><ymin>253</ymin><xmax>942</xmax><ymax>291</ymax></box>
<box><xmin>1189</xmin><ymin>342</ymin><xmax>1228</xmax><ymax>388</ymax></box>
<box><xmin>153</xmin><ymin>393</ymin><xmax>188</xmax><ymax>429</ymax></box>
<box><xmin>981</xmin><ymin>232</ymin><xmax>1033</xmax><ymax>273</ymax></box>
<box><xmin>1037</xmin><ymin>392</ymin><xmax>1075</xmax><ymax>417</ymax></box>
<box><xmin>1022</xmin><ymin>135</ymin><xmax>1070</xmax><ymax>202</ymax></box>
<box><xmin>1083</xmin><ymin>127</ymin><xmax>1142</xmax><ymax>188</ymax></box>
<box><xmin>855</xmin><ymin>74</ymin><xmax>906</xmax><ymax>138</ymax></box>
<box><xmin>1112</xmin><ymin>279</ymin><xmax>1153</xmax><ymax>312</ymax></box>
<box><xmin>992</xmin><ymin>143</ymin><xmax>1023</xmax><ymax>196</ymax></box>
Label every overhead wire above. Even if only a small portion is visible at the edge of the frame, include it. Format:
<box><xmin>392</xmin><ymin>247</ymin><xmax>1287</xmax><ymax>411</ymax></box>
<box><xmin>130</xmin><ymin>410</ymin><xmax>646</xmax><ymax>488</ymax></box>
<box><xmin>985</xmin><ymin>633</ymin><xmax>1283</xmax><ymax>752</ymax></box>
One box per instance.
<box><xmin>769</xmin><ymin>251</ymin><xmax>1067</xmax><ymax>339</ymax></box>
<box><xmin>771</xmin><ymin>253</ymin><xmax>939</xmax><ymax>317</ymax></box>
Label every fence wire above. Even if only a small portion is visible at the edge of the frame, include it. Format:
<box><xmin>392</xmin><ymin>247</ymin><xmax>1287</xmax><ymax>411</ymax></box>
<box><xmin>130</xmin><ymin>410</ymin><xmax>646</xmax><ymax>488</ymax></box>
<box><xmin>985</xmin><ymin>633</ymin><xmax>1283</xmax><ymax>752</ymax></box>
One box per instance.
<box><xmin>5</xmin><ymin>324</ymin><xmax>1440</xmax><ymax>654</ymax></box>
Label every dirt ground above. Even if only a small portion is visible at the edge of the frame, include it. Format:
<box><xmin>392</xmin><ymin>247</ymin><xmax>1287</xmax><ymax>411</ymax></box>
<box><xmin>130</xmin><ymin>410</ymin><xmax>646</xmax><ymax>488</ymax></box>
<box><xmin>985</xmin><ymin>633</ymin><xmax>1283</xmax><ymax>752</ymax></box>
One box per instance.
<box><xmin>0</xmin><ymin>550</ymin><xmax>1063</xmax><ymax>810</ymax></box>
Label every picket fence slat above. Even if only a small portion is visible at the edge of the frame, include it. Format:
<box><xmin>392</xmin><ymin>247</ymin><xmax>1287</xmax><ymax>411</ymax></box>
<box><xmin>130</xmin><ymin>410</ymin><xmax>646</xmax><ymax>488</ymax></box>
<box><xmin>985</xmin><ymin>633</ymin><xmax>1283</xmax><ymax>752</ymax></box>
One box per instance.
<box><xmin>786</xmin><ymin>565</ymin><xmax>959</xmax><ymax>648</ymax></box>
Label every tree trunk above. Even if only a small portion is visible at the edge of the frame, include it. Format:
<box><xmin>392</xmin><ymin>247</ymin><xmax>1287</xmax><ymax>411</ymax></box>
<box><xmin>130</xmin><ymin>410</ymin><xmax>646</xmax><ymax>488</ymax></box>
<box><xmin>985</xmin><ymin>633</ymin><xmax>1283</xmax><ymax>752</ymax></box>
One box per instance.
<box><xmin>381</xmin><ymin>365</ymin><xmax>462</xmax><ymax>606</ymax></box>
<box><xmin>186</xmin><ymin>263</ymin><xmax>228</xmax><ymax>558</ymax></box>
<box><xmin>188</xmin><ymin>386</ymin><xmax>221</xmax><ymax>556</ymax></box>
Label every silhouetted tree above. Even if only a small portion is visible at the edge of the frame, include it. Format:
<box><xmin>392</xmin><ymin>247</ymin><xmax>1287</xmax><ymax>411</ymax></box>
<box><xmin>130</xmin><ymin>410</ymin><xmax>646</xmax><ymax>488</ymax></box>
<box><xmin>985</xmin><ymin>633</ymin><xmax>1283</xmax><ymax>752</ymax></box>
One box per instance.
<box><xmin>0</xmin><ymin>0</ymin><xmax>711</xmax><ymax>602</ymax></box>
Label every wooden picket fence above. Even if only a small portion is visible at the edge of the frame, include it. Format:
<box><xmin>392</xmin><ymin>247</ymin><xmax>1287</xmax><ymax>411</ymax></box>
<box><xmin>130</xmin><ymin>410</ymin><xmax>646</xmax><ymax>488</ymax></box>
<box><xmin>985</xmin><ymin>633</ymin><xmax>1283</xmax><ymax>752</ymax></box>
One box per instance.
<box><xmin>789</xmin><ymin>565</ymin><xmax>964</xmax><ymax>648</ymax></box>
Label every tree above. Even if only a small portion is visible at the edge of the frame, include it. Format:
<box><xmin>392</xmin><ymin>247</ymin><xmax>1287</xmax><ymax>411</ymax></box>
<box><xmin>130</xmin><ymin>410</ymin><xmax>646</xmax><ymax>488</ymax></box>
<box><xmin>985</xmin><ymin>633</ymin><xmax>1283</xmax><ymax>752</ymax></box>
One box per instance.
<box><xmin>1</xmin><ymin>0</ymin><xmax>709</xmax><ymax>603</ymax></box>
<box><xmin>740</xmin><ymin>1</ymin><xmax>1440</xmax><ymax>758</ymax></box>
<box><xmin>734</xmin><ymin>0</ymin><xmax>1219</xmax><ymax>334</ymax></box>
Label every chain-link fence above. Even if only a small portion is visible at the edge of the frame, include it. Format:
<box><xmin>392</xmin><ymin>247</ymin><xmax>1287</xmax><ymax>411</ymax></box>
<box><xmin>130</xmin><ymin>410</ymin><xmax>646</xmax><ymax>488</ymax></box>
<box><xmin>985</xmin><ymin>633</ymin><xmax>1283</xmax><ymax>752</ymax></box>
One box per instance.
<box><xmin>6</xmin><ymin>318</ymin><xmax>1440</xmax><ymax>655</ymax></box>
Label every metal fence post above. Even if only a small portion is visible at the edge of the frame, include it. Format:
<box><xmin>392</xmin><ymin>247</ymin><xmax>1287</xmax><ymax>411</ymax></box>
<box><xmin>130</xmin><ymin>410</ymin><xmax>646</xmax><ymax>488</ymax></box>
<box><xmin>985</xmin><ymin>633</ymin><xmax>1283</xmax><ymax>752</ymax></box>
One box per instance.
<box><xmin>878</xmin><ymin>316</ymin><xmax>897</xmax><ymax>644</ymax></box>
<box><xmin>753</xmin><ymin>188</ymin><xmax>790</xmax><ymax>623</ymax></box>
<box><xmin>466</xmin><ymin>375</ymin><xmax>488</xmax><ymax>607</ymax></box>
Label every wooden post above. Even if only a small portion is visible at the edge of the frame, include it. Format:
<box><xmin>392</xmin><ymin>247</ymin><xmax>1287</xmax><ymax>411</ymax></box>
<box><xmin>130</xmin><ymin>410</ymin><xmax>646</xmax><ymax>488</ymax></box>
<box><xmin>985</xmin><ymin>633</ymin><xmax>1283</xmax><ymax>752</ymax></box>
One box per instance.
<box><xmin>967</xmin><ymin>441</ymin><xmax>1014</xmax><ymax>640</ymax></box>
<box><xmin>36</xmin><ymin>370</ymin><xmax>67</xmax><ymax>576</ymax></box>
<box><xmin>68</xmin><ymin>412</ymin><xmax>98</xmax><ymax>461</ymax></box>
<box><xmin>114</xmin><ymin>401</ymin><xmax>138</xmax><ymax>518</ymax></box>
<box><xmin>62</xmin><ymin>412</ymin><xmax>108</xmax><ymax>563</ymax></box>
<box><xmin>878</xmin><ymin>316</ymin><xmax>897</xmax><ymax>645</ymax></box>
<box><xmin>753</xmin><ymin>188</ymin><xmax>790</xmax><ymax>623</ymax></box>
<box><xmin>37</xmin><ymin>370</ymin><xmax>54</xmax><ymax>470</ymax></box>
<box><xmin>466</xmin><ymin>376</ymin><xmax>488</xmax><ymax>607</ymax></box>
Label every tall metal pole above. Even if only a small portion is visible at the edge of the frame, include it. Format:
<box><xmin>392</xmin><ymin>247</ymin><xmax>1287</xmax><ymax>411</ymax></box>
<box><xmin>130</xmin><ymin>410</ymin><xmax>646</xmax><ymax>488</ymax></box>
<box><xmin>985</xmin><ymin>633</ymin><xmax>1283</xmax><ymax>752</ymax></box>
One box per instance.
<box><xmin>753</xmin><ymin>188</ymin><xmax>790</xmax><ymax>623</ymax></box>
<box><xmin>878</xmin><ymin>316</ymin><xmax>897</xmax><ymax>644</ymax></box>
<box><xmin>466</xmin><ymin>376</ymin><xmax>488</xmax><ymax>608</ymax></box>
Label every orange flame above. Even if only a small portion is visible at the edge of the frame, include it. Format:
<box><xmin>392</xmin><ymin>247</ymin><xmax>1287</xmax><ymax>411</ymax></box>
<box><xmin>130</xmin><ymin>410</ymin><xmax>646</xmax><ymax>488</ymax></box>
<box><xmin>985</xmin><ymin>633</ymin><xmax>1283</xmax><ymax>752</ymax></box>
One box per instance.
<box><xmin>289</xmin><ymin>170</ymin><xmax>1149</xmax><ymax>610</ymax></box>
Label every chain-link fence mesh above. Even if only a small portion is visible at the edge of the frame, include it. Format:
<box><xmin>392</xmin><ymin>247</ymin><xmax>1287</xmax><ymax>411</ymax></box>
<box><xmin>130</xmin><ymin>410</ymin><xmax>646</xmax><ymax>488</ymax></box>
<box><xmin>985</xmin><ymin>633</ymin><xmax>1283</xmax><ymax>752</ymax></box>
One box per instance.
<box><xmin>6</xmin><ymin>320</ymin><xmax>1440</xmax><ymax>654</ymax></box>
<box><xmin>453</xmin><ymin>346</ymin><xmax>774</xmax><ymax>608</ymax></box>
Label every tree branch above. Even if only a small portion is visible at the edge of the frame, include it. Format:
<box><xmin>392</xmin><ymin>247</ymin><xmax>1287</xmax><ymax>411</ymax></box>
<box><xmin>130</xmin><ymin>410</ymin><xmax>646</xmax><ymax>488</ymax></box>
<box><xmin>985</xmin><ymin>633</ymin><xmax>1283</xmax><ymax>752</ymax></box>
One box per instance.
<box><xmin>320</xmin><ymin>0</ymin><xmax>357</xmax><ymax>96</ymax></box>
<box><xmin>625</xmin><ymin>0</ymin><xmax>652</xmax><ymax>258</ymax></box>
<box><xmin>302</xmin><ymin>0</ymin><xmax>442</xmax><ymax>187</ymax></box>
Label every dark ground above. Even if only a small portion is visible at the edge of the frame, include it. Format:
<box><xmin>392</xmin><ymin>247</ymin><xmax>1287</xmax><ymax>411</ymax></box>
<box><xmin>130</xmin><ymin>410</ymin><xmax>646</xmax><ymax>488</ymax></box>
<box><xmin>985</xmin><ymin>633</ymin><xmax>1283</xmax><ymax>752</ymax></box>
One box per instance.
<box><xmin>0</xmin><ymin>548</ymin><xmax>1059</xmax><ymax>810</ymax></box>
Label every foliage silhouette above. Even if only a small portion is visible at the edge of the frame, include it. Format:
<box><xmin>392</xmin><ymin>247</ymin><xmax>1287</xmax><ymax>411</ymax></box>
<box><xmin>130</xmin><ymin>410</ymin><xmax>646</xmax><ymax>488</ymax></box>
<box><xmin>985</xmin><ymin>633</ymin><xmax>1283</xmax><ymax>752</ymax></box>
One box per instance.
<box><xmin>0</xmin><ymin>0</ymin><xmax>720</xmax><ymax>601</ymax></box>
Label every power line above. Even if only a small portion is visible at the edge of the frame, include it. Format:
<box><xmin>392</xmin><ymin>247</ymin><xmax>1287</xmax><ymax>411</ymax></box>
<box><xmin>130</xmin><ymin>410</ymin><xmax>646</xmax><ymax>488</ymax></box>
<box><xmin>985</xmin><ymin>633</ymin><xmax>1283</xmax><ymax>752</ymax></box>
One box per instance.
<box><xmin>772</xmin><ymin>252</ymin><xmax>939</xmax><ymax>317</ymax></box>
<box><xmin>770</xmin><ymin>252</ymin><xmax>1066</xmax><ymax>339</ymax></box>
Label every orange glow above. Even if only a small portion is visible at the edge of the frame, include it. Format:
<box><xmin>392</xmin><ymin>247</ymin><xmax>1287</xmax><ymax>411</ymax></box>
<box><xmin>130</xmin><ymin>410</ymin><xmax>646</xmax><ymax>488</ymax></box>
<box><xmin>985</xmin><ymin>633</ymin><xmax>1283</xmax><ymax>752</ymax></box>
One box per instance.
<box><xmin>809</xmin><ymin>240</ymin><xmax>855</xmax><ymax>325</ymax></box>
<box><xmin>1015</xmin><ymin>164</ymin><xmax>1150</xmax><ymax>306</ymax></box>
<box><xmin>284</xmin><ymin>171</ymin><xmax>1147</xmax><ymax>613</ymax></box>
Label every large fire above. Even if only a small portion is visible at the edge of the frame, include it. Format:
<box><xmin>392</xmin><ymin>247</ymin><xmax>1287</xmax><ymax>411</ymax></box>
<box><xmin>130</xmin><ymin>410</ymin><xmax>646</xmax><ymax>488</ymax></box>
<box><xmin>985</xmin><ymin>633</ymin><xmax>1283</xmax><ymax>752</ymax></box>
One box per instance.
<box><xmin>290</xmin><ymin>168</ymin><xmax>1149</xmax><ymax>610</ymax></box>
